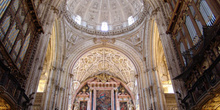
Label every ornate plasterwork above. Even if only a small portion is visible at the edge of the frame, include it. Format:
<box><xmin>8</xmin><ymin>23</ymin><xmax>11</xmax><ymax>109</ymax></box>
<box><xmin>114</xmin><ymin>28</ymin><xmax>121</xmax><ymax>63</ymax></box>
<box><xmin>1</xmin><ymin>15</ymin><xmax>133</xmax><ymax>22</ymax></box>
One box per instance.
<box><xmin>119</xmin><ymin>26</ymin><xmax>145</xmax><ymax>54</ymax></box>
<box><xmin>127</xmin><ymin>82</ymin><xmax>135</xmax><ymax>92</ymax></box>
<box><xmin>64</xmin><ymin>22</ymin><xmax>89</xmax><ymax>56</ymax></box>
<box><xmin>72</xmin><ymin>48</ymin><xmax>136</xmax><ymax>83</ymax></box>
<box><xmin>63</xmin><ymin>0</ymin><xmax>148</xmax><ymax>36</ymax></box>
<box><xmin>66</xmin><ymin>0</ymin><xmax>143</xmax><ymax>26</ymax></box>
<box><xmin>95</xmin><ymin>73</ymin><xmax>112</xmax><ymax>83</ymax></box>
<box><xmin>93</xmin><ymin>38</ymin><xmax>116</xmax><ymax>44</ymax></box>
<box><xmin>202</xmin><ymin>94</ymin><xmax>220</xmax><ymax>110</ymax></box>
<box><xmin>66</xmin><ymin>32</ymin><xmax>85</xmax><ymax>51</ymax></box>
<box><xmin>67</xmin><ymin>0</ymin><xmax>144</xmax><ymax>23</ymax></box>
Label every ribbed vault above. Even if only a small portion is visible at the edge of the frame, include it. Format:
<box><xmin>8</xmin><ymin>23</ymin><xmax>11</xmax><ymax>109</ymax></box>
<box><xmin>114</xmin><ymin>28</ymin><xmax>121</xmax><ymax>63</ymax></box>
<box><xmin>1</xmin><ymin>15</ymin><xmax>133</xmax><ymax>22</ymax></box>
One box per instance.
<box><xmin>72</xmin><ymin>48</ymin><xmax>136</xmax><ymax>83</ymax></box>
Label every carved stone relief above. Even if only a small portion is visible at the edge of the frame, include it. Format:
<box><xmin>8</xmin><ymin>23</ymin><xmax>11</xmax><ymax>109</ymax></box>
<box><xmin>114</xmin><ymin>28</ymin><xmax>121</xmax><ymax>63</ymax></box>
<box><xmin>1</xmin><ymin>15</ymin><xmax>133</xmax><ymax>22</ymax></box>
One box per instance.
<box><xmin>119</xmin><ymin>27</ymin><xmax>144</xmax><ymax>55</ymax></box>
<box><xmin>64</xmin><ymin>0</ymin><xmax>147</xmax><ymax>36</ymax></box>
<box><xmin>64</xmin><ymin>23</ymin><xmax>86</xmax><ymax>56</ymax></box>
<box><xmin>72</xmin><ymin>48</ymin><xmax>136</xmax><ymax>83</ymax></box>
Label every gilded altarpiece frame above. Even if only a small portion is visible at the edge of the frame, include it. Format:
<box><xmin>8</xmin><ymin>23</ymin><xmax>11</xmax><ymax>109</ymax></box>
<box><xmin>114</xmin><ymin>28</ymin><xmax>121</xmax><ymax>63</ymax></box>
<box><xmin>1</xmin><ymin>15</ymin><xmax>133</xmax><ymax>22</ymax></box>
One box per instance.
<box><xmin>73</xmin><ymin>74</ymin><xmax>135</xmax><ymax>110</ymax></box>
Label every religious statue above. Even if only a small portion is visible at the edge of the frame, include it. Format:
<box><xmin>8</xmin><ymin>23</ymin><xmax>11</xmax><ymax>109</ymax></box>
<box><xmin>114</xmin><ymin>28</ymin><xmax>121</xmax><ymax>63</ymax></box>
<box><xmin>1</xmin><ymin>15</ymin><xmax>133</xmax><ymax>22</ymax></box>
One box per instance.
<box><xmin>96</xmin><ymin>73</ymin><xmax>112</xmax><ymax>83</ymax></box>
<box><xmin>127</xmin><ymin>99</ymin><xmax>134</xmax><ymax>110</ymax></box>
<box><xmin>73</xmin><ymin>101</ymin><xmax>79</xmax><ymax>110</ymax></box>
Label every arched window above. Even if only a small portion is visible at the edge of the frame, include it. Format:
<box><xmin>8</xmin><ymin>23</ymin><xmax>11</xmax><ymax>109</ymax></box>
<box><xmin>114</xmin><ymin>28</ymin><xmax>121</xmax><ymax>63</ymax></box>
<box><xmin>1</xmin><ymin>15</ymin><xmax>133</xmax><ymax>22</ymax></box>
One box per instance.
<box><xmin>75</xmin><ymin>15</ymin><xmax>81</xmax><ymax>25</ymax></box>
<box><xmin>0</xmin><ymin>0</ymin><xmax>11</xmax><ymax>19</ymax></box>
<box><xmin>4</xmin><ymin>23</ymin><xmax>19</xmax><ymax>52</ymax></box>
<box><xmin>101</xmin><ymin>22</ymin><xmax>108</xmax><ymax>31</ymax></box>
<box><xmin>0</xmin><ymin>16</ymin><xmax>10</xmax><ymax>40</ymax></box>
<box><xmin>128</xmin><ymin>16</ymin><xmax>134</xmax><ymax>25</ymax></box>
<box><xmin>199</xmin><ymin>0</ymin><xmax>216</xmax><ymax>26</ymax></box>
<box><xmin>185</xmin><ymin>16</ymin><xmax>198</xmax><ymax>45</ymax></box>
<box><xmin>16</xmin><ymin>33</ymin><xmax>30</xmax><ymax>68</ymax></box>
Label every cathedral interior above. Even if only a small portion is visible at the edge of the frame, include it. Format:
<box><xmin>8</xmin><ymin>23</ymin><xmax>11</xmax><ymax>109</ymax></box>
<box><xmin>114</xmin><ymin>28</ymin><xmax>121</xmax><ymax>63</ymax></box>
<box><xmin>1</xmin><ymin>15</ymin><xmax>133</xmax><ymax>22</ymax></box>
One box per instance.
<box><xmin>0</xmin><ymin>0</ymin><xmax>219</xmax><ymax>110</ymax></box>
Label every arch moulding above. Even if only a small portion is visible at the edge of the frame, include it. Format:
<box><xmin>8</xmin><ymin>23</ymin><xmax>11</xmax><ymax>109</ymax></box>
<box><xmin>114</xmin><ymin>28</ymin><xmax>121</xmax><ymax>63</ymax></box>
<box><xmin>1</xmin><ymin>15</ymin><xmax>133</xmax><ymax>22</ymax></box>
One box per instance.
<box><xmin>63</xmin><ymin>39</ymin><xmax>145</xmax><ymax>80</ymax></box>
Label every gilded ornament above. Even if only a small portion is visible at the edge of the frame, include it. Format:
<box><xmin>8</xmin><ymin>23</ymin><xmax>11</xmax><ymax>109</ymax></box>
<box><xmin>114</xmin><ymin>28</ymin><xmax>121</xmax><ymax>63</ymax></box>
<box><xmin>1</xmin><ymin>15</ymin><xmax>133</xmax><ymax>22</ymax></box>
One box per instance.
<box><xmin>95</xmin><ymin>73</ymin><xmax>112</xmax><ymax>83</ymax></box>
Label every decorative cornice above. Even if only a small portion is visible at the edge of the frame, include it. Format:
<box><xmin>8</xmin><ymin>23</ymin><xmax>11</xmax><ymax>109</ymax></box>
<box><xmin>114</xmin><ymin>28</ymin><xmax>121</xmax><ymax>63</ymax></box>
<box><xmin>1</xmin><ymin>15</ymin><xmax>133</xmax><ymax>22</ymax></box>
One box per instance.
<box><xmin>93</xmin><ymin>38</ymin><xmax>116</xmax><ymax>44</ymax></box>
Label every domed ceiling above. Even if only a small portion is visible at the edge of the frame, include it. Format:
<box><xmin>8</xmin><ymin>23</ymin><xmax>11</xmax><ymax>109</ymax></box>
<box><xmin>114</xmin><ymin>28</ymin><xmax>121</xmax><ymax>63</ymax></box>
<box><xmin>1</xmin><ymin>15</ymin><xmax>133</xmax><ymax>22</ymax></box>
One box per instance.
<box><xmin>65</xmin><ymin>0</ymin><xmax>146</xmax><ymax>35</ymax></box>
<box><xmin>72</xmin><ymin>48</ymin><xmax>136</xmax><ymax>83</ymax></box>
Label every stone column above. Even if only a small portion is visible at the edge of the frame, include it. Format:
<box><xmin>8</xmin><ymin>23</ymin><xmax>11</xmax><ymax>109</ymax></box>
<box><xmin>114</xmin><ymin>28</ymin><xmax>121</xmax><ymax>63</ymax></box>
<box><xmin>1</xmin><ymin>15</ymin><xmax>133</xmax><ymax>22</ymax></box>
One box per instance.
<box><xmin>93</xmin><ymin>89</ymin><xmax>96</xmax><ymax>110</ymax></box>
<box><xmin>136</xmin><ymin>74</ymin><xmax>143</xmax><ymax>110</ymax></box>
<box><xmin>88</xmin><ymin>89</ymin><xmax>93</xmax><ymax>110</ymax></box>
<box><xmin>153</xmin><ymin>67</ymin><xmax>167</xmax><ymax>110</ymax></box>
<box><xmin>143</xmin><ymin>70</ymin><xmax>151</xmax><ymax>110</ymax></box>
<box><xmin>115</xmin><ymin>89</ymin><xmax>120</xmax><ymax>110</ymax></box>
<box><xmin>111</xmin><ymin>89</ymin><xmax>114</xmax><ymax>110</ymax></box>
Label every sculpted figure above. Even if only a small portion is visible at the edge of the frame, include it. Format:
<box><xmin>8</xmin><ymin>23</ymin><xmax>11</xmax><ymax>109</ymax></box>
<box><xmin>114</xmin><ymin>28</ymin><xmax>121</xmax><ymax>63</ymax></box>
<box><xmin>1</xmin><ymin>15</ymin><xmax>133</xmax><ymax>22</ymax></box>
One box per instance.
<box><xmin>128</xmin><ymin>99</ymin><xmax>134</xmax><ymax>110</ymax></box>
<box><xmin>74</xmin><ymin>101</ymin><xmax>79</xmax><ymax>110</ymax></box>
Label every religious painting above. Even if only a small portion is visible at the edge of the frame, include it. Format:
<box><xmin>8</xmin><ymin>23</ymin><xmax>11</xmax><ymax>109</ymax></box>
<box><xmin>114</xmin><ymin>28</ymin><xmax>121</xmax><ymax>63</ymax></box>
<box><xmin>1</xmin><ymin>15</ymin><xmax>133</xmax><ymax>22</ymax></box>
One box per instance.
<box><xmin>96</xmin><ymin>90</ymin><xmax>111</xmax><ymax>110</ymax></box>
<box><xmin>120</xmin><ymin>102</ymin><xmax>128</xmax><ymax>110</ymax></box>
<box><xmin>80</xmin><ymin>101</ymin><xmax>87</xmax><ymax>110</ymax></box>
